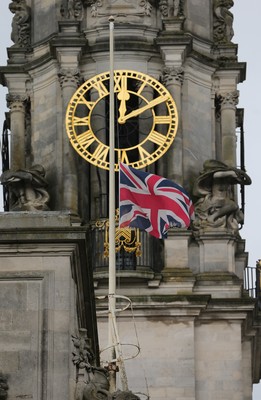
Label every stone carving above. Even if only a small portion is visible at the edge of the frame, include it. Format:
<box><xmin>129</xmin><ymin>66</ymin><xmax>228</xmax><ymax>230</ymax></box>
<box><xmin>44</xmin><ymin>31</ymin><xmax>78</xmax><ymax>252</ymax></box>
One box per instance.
<box><xmin>0</xmin><ymin>374</ymin><xmax>8</xmax><ymax>400</ymax></box>
<box><xmin>162</xmin><ymin>66</ymin><xmax>184</xmax><ymax>85</ymax></box>
<box><xmin>213</xmin><ymin>0</ymin><xmax>234</xmax><ymax>44</ymax></box>
<box><xmin>9</xmin><ymin>0</ymin><xmax>31</xmax><ymax>48</ymax></box>
<box><xmin>89</xmin><ymin>0</ymin><xmax>102</xmax><ymax>17</ymax></box>
<box><xmin>1</xmin><ymin>165</ymin><xmax>50</xmax><ymax>211</ymax></box>
<box><xmin>60</xmin><ymin>0</ymin><xmax>83</xmax><ymax>19</ymax></box>
<box><xmin>140</xmin><ymin>0</ymin><xmax>152</xmax><ymax>16</ymax></box>
<box><xmin>89</xmin><ymin>0</ymin><xmax>152</xmax><ymax>18</ymax></box>
<box><xmin>72</xmin><ymin>329</ymin><xmax>141</xmax><ymax>400</ymax></box>
<box><xmin>159</xmin><ymin>0</ymin><xmax>184</xmax><ymax>18</ymax></box>
<box><xmin>217</xmin><ymin>90</ymin><xmax>239</xmax><ymax>108</ymax></box>
<box><xmin>6</xmin><ymin>94</ymin><xmax>28</xmax><ymax>114</ymax></box>
<box><xmin>192</xmin><ymin>160</ymin><xmax>251</xmax><ymax>233</ymax></box>
<box><xmin>58</xmin><ymin>69</ymin><xmax>82</xmax><ymax>89</ymax></box>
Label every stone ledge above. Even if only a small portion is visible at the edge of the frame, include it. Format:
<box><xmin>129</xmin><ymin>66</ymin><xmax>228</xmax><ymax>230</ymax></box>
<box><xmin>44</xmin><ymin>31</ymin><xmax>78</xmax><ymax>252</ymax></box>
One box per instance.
<box><xmin>0</xmin><ymin>211</ymin><xmax>74</xmax><ymax>228</ymax></box>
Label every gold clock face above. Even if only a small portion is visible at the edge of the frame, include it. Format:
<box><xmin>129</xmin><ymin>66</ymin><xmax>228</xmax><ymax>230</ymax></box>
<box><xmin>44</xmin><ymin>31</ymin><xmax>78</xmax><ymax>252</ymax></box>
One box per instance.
<box><xmin>66</xmin><ymin>70</ymin><xmax>178</xmax><ymax>170</ymax></box>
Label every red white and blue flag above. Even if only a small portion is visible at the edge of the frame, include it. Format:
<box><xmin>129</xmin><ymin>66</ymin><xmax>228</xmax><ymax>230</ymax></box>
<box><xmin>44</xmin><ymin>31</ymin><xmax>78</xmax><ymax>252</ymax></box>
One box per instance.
<box><xmin>119</xmin><ymin>163</ymin><xmax>195</xmax><ymax>239</ymax></box>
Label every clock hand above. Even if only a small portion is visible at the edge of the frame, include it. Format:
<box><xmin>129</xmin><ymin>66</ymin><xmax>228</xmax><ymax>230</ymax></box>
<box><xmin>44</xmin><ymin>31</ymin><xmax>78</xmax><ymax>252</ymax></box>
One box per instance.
<box><xmin>118</xmin><ymin>94</ymin><xmax>169</xmax><ymax>124</ymax></box>
<box><xmin>117</xmin><ymin>76</ymin><xmax>130</xmax><ymax>120</ymax></box>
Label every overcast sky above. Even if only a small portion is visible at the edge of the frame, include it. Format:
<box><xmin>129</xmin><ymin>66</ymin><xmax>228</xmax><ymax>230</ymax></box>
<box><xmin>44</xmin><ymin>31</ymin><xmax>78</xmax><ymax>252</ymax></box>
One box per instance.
<box><xmin>0</xmin><ymin>0</ymin><xmax>261</xmax><ymax>397</ymax></box>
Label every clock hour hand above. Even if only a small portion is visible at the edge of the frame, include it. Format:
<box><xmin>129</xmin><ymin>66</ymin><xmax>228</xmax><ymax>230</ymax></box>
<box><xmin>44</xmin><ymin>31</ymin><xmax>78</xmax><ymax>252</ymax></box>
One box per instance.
<box><xmin>118</xmin><ymin>94</ymin><xmax>169</xmax><ymax>124</ymax></box>
<box><xmin>117</xmin><ymin>76</ymin><xmax>130</xmax><ymax>120</ymax></box>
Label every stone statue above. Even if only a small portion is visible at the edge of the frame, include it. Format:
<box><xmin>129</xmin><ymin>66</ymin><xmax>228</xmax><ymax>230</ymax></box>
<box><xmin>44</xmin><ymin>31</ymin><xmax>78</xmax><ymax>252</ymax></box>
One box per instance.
<box><xmin>159</xmin><ymin>0</ymin><xmax>184</xmax><ymax>18</ymax></box>
<box><xmin>0</xmin><ymin>374</ymin><xmax>8</xmax><ymax>400</ymax></box>
<box><xmin>1</xmin><ymin>164</ymin><xmax>50</xmax><ymax>211</ymax></box>
<box><xmin>192</xmin><ymin>160</ymin><xmax>251</xmax><ymax>233</ymax></box>
<box><xmin>72</xmin><ymin>329</ymin><xmax>141</xmax><ymax>400</ymax></box>
<box><xmin>60</xmin><ymin>0</ymin><xmax>83</xmax><ymax>19</ymax></box>
<box><xmin>9</xmin><ymin>0</ymin><xmax>31</xmax><ymax>48</ymax></box>
<box><xmin>213</xmin><ymin>0</ymin><xmax>234</xmax><ymax>43</ymax></box>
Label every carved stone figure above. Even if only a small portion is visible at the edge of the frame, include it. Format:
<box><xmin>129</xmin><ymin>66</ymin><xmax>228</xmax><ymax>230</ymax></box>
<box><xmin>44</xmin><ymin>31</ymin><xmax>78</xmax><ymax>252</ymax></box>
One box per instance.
<box><xmin>192</xmin><ymin>160</ymin><xmax>251</xmax><ymax>233</ymax></box>
<box><xmin>72</xmin><ymin>329</ymin><xmax>141</xmax><ymax>400</ymax></box>
<box><xmin>9</xmin><ymin>0</ymin><xmax>31</xmax><ymax>48</ymax></box>
<box><xmin>159</xmin><ymin>0</ymin><xmax>183</xmax><ymax>18</ymax></box>
<box><xmin>1</xmin><ymin>164</ymin><xmax>50</xmax><ymax>211</ymax></box>
<box><xmin>0</xmin><ymin>374</ymin><xmax>8</xmax><ymax>400</ymax></box>
<box><xmin>213</xmin><ymin>0</ymin><xmax>234</xmax><ymax>44</ymax></box>
<box><xmin>60</xmin><ymin>0</ymin><xmax>83</xmax><ymax>19</ymax></box>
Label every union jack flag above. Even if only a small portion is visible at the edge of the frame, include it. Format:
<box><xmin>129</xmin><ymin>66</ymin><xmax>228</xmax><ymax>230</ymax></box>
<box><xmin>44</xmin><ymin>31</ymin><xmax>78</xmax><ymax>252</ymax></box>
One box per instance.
<box><xmin>119</xmin><ymin>163</ymin><xmax>195</xmax><ymax>239</ymax></box>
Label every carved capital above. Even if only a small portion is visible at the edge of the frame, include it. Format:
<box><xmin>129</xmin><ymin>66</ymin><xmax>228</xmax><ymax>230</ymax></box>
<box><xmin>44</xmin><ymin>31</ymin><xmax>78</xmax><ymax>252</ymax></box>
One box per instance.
<box><xmin>6</xmin><ymin>94</ymin><xmax>28</xmax><ymax>112</ymax></box>
<box><xmin>162</xmin><ymin>66</ymin><xmax>184</xmax><ymax>85</ymax></box>
<box><xmin>218</xmin><ymin>90</ymin><xmax>239</xmax><ymax>109</ymax></box>
<box><xmin>58</xmin><ymin>69</ymin><xmax>81</xmax><ymax>89</ymax></box>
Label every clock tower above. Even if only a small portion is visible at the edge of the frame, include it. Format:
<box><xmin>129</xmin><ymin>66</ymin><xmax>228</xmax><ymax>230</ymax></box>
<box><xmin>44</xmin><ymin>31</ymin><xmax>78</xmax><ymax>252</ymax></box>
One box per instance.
<box><xmin>0</xmin><ymin>1</ymin><xmax>261</xmax><ymax>400</ymax></box>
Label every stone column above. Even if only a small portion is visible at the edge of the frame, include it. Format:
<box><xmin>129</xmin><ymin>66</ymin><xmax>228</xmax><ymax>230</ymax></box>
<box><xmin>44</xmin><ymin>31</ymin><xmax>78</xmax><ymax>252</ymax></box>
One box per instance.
<box><xmin>219</xmin><ymin>90</ymin><xmax>238</xmax><ymax>166</ymax></box>
<box><xmin>162</xmin><ymin>66</ymin><xmax>184</xmax><ymax>184</ymax></box>
<box><xmin>59</xmin><ymin>69</ymin><xmax>81</xmax><ymax>216</ymax></box>
<box><xmin>7</xmin><ymin>94</ymin><xmax>27</xmax><ymax>170</ymax></box>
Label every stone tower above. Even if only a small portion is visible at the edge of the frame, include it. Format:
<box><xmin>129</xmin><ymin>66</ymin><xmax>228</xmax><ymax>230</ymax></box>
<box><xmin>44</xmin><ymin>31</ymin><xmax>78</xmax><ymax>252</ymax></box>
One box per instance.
<box><xmin>0</xmin><ymin>1</ymin><xmax>261</xmax><ymax>400</ymax></box>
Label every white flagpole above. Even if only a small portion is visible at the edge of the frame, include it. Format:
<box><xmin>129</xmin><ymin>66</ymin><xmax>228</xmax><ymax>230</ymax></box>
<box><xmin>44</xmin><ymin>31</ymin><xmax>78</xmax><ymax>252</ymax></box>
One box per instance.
<box><xmin>108</xmin><ymin>15</ymin><xmax>117</xmax><ymax>393</ymax></box>
<box><xmin>108</xmin><ymin>16</ymin><xmax>129</xmax><ymax>393</ymax></box>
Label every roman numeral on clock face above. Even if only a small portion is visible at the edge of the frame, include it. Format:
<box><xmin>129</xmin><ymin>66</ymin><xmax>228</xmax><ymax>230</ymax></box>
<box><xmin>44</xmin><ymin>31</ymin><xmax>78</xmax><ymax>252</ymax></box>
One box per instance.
<box><xmin>76</xmin><ymin>131</ymin><xmax>95</xmax><ymax>148</ymax></box>
<box><xmin>73</xmin><ymin>116</ymin><xmax>90</xmax><ymax>126</ymax></box>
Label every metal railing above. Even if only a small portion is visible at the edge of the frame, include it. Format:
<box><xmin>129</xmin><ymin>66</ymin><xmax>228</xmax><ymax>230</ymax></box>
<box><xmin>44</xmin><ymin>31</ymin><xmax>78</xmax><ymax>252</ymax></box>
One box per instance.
<box><xmin>89</xmin><ymin>221</ymin><xmax>164</xmax><ymax>273</ymax></box>
<box><xmin>244</xmin><ymin>261</ymin><xmax>261</xmax><ymax>299</ymax></box>
<box><xmin>1</xmin><ymin>113</ymin><xmax>10</xmax><ymax>211</ymax></box>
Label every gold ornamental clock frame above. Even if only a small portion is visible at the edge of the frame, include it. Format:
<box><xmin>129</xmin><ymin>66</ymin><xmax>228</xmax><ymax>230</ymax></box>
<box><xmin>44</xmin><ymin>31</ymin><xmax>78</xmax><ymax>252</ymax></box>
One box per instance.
<box><xmin>66</xmin><ymin>70</ymin><xmax>178</xmax><ymax>170</ymax></box>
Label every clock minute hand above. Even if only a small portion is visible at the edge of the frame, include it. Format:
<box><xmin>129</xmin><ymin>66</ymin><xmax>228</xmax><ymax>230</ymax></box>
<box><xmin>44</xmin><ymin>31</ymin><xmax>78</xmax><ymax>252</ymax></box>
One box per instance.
<box><xmin>118</xmin><ymin>94</ymin><xmax>169</xmax><ymax>123</ymax></box>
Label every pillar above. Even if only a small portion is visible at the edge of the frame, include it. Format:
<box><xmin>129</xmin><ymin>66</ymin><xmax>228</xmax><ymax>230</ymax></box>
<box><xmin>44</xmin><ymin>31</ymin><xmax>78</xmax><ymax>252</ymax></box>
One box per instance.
<box><xmin>58</xmin><ymin>69</ymin><xmax>81</xmax><ymax>215</ymax></box>
<box><xmin>6</xmin><ymin>94</ymin><xmax>27</xmax><ymax>170</ymax></box>
<box><xmin>162</xmin><ymin>66</ymin><xmax>184</xmax><ymax>184</ymax></box>
<box><xmin>219</xmin><ymin>90</ymin><xmax>238</xmax><ymax>167</ymax></box>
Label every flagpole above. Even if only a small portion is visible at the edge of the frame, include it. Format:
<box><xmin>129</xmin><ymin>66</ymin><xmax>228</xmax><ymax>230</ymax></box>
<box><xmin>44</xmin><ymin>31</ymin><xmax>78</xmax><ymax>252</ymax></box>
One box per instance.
<box><xmin>108</xmin><ymin>15</ymin><xmax>116</xmax><ymax>393</ymax></box>
<box><xmin>108</xmin><ymin>17</ymin><xmax>129</xmax><ymax>393</ymax></box>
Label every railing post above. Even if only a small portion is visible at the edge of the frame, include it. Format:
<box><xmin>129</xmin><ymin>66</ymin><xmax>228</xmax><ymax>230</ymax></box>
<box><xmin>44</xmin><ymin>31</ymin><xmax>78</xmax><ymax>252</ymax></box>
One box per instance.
<box><xmin>256</xmin><ymin>260</ymin><xmax>261</xmax><ymax>299</ymax></box>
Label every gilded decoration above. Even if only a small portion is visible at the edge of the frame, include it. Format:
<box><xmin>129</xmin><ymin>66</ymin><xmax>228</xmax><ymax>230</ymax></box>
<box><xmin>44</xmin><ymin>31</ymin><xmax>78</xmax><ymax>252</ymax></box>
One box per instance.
<box><xmin>95</xmin><ymin>209</ymin><xmax>142</xmax><ymax>257</ymax></box>
<box><xmin>66</xmin><ymin>70</ymin><xmax>178</xmax><ymax>171</ymax></box>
